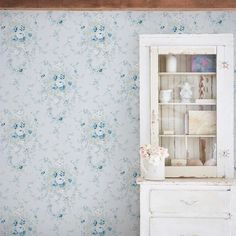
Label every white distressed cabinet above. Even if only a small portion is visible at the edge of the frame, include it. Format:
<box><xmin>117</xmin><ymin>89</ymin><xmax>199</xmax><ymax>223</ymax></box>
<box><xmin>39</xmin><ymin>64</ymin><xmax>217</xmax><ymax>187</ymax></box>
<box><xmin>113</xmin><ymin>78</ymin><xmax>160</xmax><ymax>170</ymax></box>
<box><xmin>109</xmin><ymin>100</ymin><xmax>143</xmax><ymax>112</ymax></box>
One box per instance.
<box><xmin>138</xmin><ymin>178</ymin><xmax>236</xmax><ymax>236</ymax></box>
<box><xmin>139</xmin><ymin>34</ymin><xmax>235</xmax><ymax>236</ymax></box>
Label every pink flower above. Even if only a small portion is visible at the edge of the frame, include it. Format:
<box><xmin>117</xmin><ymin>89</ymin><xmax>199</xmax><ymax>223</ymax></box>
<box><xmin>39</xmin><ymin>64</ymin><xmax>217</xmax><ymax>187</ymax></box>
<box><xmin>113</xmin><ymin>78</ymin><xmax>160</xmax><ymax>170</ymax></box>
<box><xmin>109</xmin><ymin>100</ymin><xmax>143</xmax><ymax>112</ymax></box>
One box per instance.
<box><xmin>139</xmin><ymin>146</ymin><xmax>149</xmax><ymax>159</ymax></box>
<box><xmin>140</xmin><ymin>145</ymin><xmax>169</xmax><ymax>160</ymax></box>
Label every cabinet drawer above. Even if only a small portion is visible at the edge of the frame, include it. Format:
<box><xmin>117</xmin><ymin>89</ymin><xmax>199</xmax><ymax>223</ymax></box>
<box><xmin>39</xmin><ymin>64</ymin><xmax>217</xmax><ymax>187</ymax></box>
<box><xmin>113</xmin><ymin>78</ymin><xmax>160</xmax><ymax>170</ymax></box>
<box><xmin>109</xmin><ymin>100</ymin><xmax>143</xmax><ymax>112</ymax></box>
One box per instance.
<box><xmin>149</xmin><ymin>189</ymin><xmax>230</xmax><ymax>216</ymax></box>
<box><xmin>150</xmin><ymin>218</ymin><xmax>230</xmax><ymax>236</ymax></box>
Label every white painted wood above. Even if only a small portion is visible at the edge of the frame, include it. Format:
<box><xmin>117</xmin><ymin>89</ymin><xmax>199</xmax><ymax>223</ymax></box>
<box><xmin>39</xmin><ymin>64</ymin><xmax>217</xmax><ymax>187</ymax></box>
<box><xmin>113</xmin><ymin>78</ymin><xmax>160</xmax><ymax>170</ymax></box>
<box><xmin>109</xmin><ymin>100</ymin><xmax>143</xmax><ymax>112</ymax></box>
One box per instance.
<box><xmin>138</xmin><ymin>180</ymin><xmax>235</xmax><ymax>236</ymax></box>
<box><xmin>139</xmin><ymin>34</ymin><xmax>235</xmax><ymax>235</ymax></box>
<box><xmin>165</xmin><ymin>166</ymin><xmax>217</xmax><ymax>178</ymax></box>
<box><xmin>159</xmin><ymin>102</ymin><xmax>216</xmax><ymax>106</ymax></box>
<box><xmin>150</xmin><ymin>189</ymin><xmax>230</xmax><ymax>216</ymax></box>
<box><xmin>231</xmin><ymin>186</ymin><xmax>236</xmax><ymax>235</ymax></box>
<box><xmin>216</xmin><ymin>45</ymin><xmax>227</xmax><ymax>178</ymax></box>
<box><xmin>216</xmin><ymin>45</ymin><xmax>234</xmax><ymax>178</ymax></box>
<box><xmin>140</xmin><ymin>185</ymin><xmax>150</xmax><ymax>236</ymax></box>
<box><xmin>150</xmin><ymin>218</ymin><xmax>230</xmax><ymax>236</ymax></box>
<box><xmin>140</xmin><ymin>45</ymin><xmax>150</xmax><ymax>146</ymax></box>
<box><xmin>158</xmin><ymin>45</ymin><xmax>216</xmax><ymax>55</ymax></box>
<box><xmin>159</xmin><ymin>135</ymin><xmax>216</xmax><ymax>138</ymax></box>
<box><xmin>137</xmin><ymin>177</ymin><xmax>236</xmax><ymax>186</ymax></box>
<box><xmin>150</xmin><ymin>47</ymin><xmax>159</xmax><ymax>146</ymax></box>
<box><xmin>140</xmin><ymin>34</ymin><xmax>233</xmax><ymax>47</ymax></box>
<box><xmin>159</xmin><ymin>72</ymin><xmax>216</xmax><ymax>75</ymax></box>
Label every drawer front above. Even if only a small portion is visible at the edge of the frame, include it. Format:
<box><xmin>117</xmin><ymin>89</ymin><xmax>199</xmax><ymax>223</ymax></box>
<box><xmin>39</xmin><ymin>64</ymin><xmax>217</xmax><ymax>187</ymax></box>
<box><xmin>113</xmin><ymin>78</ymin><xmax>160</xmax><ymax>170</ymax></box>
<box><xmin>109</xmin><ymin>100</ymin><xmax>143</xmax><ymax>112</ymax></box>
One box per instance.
<box><xmin>150</xmin><ymin>218</ymin><xmax>230</xmax><ymax>236</ymax></box>
<box><xmin>150</xmin><ymin>189</ymin><xmax>230</xmax><ymax>216</ymax></box>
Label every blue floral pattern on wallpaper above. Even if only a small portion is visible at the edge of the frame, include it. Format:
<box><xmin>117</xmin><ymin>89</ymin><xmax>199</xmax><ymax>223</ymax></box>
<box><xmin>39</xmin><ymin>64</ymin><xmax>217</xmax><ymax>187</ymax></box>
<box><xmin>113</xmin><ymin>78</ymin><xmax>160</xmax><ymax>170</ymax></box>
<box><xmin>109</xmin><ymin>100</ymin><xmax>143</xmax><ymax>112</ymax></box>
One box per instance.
<box><xmin>0</xmin><ymin>11</ymin><xmax>236</xmax><ymax>236</ymax></box>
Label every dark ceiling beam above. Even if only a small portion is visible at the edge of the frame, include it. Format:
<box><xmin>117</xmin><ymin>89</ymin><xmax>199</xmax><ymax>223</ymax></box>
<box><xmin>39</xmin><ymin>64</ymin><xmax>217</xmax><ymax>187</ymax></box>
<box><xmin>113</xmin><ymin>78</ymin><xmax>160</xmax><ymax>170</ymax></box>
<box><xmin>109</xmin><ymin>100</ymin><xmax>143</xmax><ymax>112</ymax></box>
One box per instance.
<box><xmin>0</xmin><ymin>0</ymin><xmax>236</xmax><ymax>10</ymax></box>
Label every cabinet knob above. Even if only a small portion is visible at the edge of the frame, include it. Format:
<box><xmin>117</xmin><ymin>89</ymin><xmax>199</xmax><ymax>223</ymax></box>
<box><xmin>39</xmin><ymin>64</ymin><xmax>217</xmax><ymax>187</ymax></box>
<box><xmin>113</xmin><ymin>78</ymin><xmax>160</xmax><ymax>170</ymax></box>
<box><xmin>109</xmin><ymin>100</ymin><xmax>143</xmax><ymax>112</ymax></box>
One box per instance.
<box><xmin>222</xmin><ymin>61</ymin><xmax>229</xmax><ymax>69</ymax></box>
<box><xmin>180</xmin><ymin>200</ymin><xmax>198</xmax><ymax>206</ymax></box>
<box><xmin>219</xmin><ymin>149</ymin><xmax>230</xmax><ymax>158</ymax></box>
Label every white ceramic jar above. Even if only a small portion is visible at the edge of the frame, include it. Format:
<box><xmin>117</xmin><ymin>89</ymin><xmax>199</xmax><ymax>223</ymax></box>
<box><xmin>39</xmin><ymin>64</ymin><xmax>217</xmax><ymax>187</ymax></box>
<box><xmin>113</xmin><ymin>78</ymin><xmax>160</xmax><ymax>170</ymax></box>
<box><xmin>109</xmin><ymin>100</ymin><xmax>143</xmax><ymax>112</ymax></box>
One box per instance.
<box><xmin>166</xmin><ymin>55</ymin><xmax>177</xmax><ymax>72</ymax></box>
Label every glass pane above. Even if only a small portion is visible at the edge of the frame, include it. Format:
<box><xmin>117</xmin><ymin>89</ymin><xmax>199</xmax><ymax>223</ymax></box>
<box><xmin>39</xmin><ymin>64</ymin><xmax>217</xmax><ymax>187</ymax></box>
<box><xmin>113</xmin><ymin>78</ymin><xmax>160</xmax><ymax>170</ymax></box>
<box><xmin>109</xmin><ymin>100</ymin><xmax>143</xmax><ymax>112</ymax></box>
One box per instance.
<box><xmin>157</xmin><ymin>54</ymin><xmax>217</xmax><ymax>169</ymax></box>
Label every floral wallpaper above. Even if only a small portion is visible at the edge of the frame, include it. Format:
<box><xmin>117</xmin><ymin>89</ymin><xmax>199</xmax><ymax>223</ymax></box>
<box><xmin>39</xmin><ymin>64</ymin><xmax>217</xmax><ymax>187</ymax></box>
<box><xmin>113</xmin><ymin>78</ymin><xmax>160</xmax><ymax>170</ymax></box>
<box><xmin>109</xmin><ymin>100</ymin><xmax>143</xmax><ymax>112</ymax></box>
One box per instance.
<box><xmin>0</xmin><ymin>11</ymin><xmax>236</xmax><ymax>236</ymax></box>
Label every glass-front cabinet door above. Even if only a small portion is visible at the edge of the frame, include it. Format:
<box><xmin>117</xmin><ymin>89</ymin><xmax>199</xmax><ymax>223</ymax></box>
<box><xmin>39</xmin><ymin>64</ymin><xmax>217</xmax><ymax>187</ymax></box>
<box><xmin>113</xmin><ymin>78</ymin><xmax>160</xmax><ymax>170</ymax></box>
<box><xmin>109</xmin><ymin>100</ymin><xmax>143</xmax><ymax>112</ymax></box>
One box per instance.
<box><xmin>140</xmin><ymin>34</ymin><xmax>234</xmax><ymax>178</ymax></box>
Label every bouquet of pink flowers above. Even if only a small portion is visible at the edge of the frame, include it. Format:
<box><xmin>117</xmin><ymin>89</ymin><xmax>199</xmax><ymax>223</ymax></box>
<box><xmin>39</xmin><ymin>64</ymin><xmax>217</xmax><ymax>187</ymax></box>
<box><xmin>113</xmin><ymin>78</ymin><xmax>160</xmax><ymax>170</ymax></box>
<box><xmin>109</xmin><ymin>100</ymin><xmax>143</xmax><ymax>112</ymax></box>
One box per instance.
<box><xmin>140</xmin><ymin>144</ymin><xmax>169</xmax><ymax>166</ymax></box>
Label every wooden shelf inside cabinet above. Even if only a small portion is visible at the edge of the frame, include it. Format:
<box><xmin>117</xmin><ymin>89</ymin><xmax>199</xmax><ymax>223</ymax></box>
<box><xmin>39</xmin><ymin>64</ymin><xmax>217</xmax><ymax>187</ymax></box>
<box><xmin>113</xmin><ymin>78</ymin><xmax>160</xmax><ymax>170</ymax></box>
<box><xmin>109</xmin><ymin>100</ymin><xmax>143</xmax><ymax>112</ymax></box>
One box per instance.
<box><xmin>159</xmin><ymin>134</ymin><xmax>216</xmax><ymax>138</ymax></box>
<box><xmin>158</xmin><ymin>72</ymin><xmax>216</xmax><ymax>76</ymax></box>
<box><xmin>158</xmin><ymin>102</ymin><xmax>216</xmax><ymax>106</ymax></box>
<box><xmin>165</xmin><ymin>166</ymin><xmax>217</xmax><ymax>178</ymax></box>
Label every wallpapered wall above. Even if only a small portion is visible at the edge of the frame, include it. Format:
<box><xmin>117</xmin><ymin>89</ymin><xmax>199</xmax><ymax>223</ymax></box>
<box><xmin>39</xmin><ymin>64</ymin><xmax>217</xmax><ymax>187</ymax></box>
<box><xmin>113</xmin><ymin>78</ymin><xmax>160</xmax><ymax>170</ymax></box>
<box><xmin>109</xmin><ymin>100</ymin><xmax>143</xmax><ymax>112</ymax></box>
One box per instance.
<box><xmin>0</xmin><ymin>11</ymin><xmax>235</xmax><ymax>236</ymax></box>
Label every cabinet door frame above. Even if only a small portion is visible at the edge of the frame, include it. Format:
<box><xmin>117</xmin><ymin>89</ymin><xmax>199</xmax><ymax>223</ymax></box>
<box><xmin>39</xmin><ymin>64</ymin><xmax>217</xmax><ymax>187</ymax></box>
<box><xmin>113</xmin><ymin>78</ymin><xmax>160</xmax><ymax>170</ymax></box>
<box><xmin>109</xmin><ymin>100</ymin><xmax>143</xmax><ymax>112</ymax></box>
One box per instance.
<box><xmin>150</xmin><ymin>47</ymin><xmax>159</xmax><ymax>146</ymax></box>
<box><xmin>140</xmin><ymin>34</ymin><xmax>234</xmax><ymax>178</ymax></box>
<box><xmin>216</xmin><ymin>45</ymin><xmax>234</xmax><ymax>178</ymax></box>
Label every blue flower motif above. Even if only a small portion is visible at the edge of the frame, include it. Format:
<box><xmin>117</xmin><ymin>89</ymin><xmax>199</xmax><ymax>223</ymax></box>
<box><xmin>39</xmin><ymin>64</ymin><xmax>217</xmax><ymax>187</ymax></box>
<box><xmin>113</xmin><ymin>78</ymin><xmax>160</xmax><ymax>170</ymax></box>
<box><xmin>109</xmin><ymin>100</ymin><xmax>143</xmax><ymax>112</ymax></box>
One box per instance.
<box><xmin>11</xmin><ymin>122</ymin><xmax>32</xmax><ymax>140</ymax></box>
<box><xmin>121</xmin><ymin>71</ymin><xmax>139</xmax><ymax>93</ymax></box>
<box><xmin>91</xmin><ymin>24</ymin><xmax>112</xmax><ymax>43</ymax></box>
<box><xmin>51</xmin><ymin>73</ymin><xmax>72</xmax><ymax>92</ymax></box>
<box><xmin>132</xmin><ymin>171</ymin><xmax>138</xmax><ymax>187</ymax></box>
<box><xmin>12</xmin><ymin>218</ymin><xmax>32</xmax><ymax>236</ymax></box>
<box><xmin>130</xmin><ymin>74</ymin><xmax>138</xmax><ymax>90</ymax></box>
<box><xmin>52</xmin><ymin>73</ymin><xmax>65</xmax><ymax>91</ymax></box>
<box><xmin>52</xmin><ymin>170</ymin><xmax>72</xmax><ymax>188</ymax></box>
<box><xmin>172</xmin><ymin>26</ymin><xmax>178</xmax><ymax>33</ymax></box>
<box><xmin>172</xmin><ymin>25</ymin><xmax>185</xmax><ymax>33</ymax></box>
<box><xmin>12</xmin><ymin>25</ymin><xmax>32</xmax><ymax>43</ymax></box>
<box><xmin>179</xmin><ymin>25</ymin><xmax>185</xmax><ymax>32</ymax></box>
<box><xmin>92</xmin><ymin>122</ymin><xmax>112</xmax><ymax>140</ymax></box>
<box><xmin>128</xmin><ymin>13</ymin><xmax>146</xmax><ymax>25</ymax></box>
<box><xmin>92</xmin><ymin>219</ymin><xmax>111</xmax><ymax>235</ymax></box>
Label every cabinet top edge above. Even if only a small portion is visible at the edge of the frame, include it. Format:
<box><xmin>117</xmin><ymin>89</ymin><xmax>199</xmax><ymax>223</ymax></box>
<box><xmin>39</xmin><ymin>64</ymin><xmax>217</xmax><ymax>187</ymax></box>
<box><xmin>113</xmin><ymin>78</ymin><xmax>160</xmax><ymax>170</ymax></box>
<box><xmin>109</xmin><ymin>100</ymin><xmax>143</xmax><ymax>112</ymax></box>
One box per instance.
<box><xmin>136</xmin><ymin>177</ymin><xmax>236</xmax><ymax>186</ymax></box>
<box><xmin>139</xmin><ymin>34</ymin><xmax>234</xmax><ymax>46</ymax></box>
<box><xmin>139</xmin><ymin>33</ymin><xmax>234</xmax><ymax>38</ymax></box>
